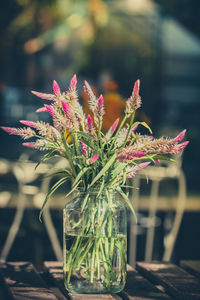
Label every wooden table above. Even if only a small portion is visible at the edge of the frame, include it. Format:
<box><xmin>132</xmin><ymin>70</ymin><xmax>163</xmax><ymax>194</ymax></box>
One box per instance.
<box><xmin>0</xmin><ymin>261</ymin><xmax>200</xmax><ymax>300</ymax></box>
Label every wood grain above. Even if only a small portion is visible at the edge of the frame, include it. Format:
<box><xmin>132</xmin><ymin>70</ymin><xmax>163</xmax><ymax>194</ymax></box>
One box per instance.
<box><xmin>180</xmin><ymin>260</ymin><xmax>200</xmax><ymax>280</ymax></box>
<box><xmin>137</xmin><ymin>262</ymin><xmax>200</xmax><ymax>300</ymax></box>
<box><xmin>0</xmin><ymin>262</ymin><xmax>58</xmax><ymax>300</ymax></box>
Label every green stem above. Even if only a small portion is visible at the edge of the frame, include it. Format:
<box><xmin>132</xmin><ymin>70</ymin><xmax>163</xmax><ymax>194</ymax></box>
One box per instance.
<box><xmin>61</xmin><ymin>134</ymin><xmax>76</xmax><ymax>177</ymax></box>
<box><xmin>122</xmin><ymin>111</ymin><xmax>135</xmax><ymax>148</ymax></box>
<box><xmin>107</xmin><ymin>115</ymin><xmax>128</xmax><ymax>156</ymax></box>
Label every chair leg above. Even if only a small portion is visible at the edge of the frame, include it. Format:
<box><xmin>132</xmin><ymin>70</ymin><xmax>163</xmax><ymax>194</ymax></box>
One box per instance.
<box><xmin>43</xmin><ymin>208</ymin><xmax>63</xmax><ymax>261</ymax></box>
<box><xmin>0</xmin><ymin>185</ymin><xmax>26</xmax><ymax>262</ymax></box>
<box><xmin>129</xmin><ymin>176</ymin><xmax>140</xmax><ymax>267</ymax></box>
<box><xmin>145</xmin><ymin>179</ymin><xmax>160</xmax><ymax>262</ymax></box>
<box><xmin>39</xmin><ymin>176</ymin><xmax>62</xmax><ymax>261</ymax></box>
<box><xmin>163</xmin><ymin>170</ymin><xmax>186</xmax><ymax>261</ymax></box>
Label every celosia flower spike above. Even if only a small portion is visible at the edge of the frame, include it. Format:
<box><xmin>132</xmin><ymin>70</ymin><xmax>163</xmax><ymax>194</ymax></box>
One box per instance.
<box><xmin>69</xmin><ymin>74</ymin><xmax>77</xmax><ymax>90</ymax></box>
<box><xmin>105</xmin><ymin>118</ymin><xmax>120</xmax><ymax>139</ymax></box>
<box><xmin>80</xmin><ymin>141</ymin><xmax>87</xmax><ymax>156</ymax></box>
<box><xmin>22</xmin><ymin>140</ymin><xmax>50</xmax><ymax>150</ymax></box>
<box><xmin>172</xmin><ymin>141</ymin><xmax>189</xmax><ymax>154</ymax></box>
<box><xmin>61</xmin><ymin>101</ymin><xmax>70</xmax><ymax>118</ymax></box>
<box><xmin>117</xmin><ymin>147</ymin><xmax>146</xmax><ymax>162</ymax></box>
<box><xmin>126</xmin><ymin>162</ymin><xmax>151</xmax><ymax>178</ymax></box>
<box><xmin>84</xmin><ymin>80</ymin><xmax>97</xmax><ymax>112</ymax></box>
<box><xmin>173</xmin><ymin>129</ymin><xmax>186</xmax><ymax>143</ymax></box>
<box><xmin>1</xmin><ymin>126</ymin><xmax>35</xmax><ymax>140</ymax></box>
<box><xmin>44</xmin><ymin>104</ymin><xmax>57</xmax><ymax>118</ymax></box>
<box><xmin>98</xmin><ymin>95</ymin><xmax>104</xmax><ymax>107</ymax></box>
<box><xmin>90</xmin><ymin>154</ymin><xmax>99</xmax><ymax>164</ymax></box>
<box><xmin>132</xmin><ymin>124</ymin><xmax>138</xmax><ymax>132</ymax></box>
<box><xmin>36</xmin><ymin>106</ymin><xmax>48</xmax><ymax>113</ymax></box>
<box><xmin>133</xmin><ymin>79</ymin><xmax>140</xmax><ymax>97</ymax></box>
<box><xmin>87</xmin><ymin>115</ymin><xmax>93</xmax><ymax>127</ymax></box>
<box><xmin>86</xmin><ymin>115</ymin><xmax>97</xmax><ymax>139</ymax></box>
<box><xmin>125</xmin><ymin>79</ymin><xmax>141</xmax><ymax>115</ymax></box>
<box><xmin>20</xmin><ymin>120</ymin><xmax>38</xmax><ymax>129</ymax></box>
<box><xmin>31</xmin><ymin>91</ymin><xmax>54</xmax><ymax>101</ymax></box>
<box><xmin>53</xmin><ymin>80</ymin><xmax>61</xmax><ymax>96</ymax></box>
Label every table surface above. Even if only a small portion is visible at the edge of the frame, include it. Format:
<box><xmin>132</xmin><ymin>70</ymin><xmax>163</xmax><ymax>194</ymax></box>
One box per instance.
<box><xmin>0</xmin><ymin>261</ymin><xmax>200</xmax><ymax>300</ymax></box>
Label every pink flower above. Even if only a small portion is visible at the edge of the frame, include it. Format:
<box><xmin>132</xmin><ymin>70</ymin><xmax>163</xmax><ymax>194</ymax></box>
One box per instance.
<box><xmin>172</xmin><ymin>141</ymin><xmax>189</xmax><ymax>154</ymax></box>
<box><xmin>44</xmin><ymin>104</ymin><xmax>57</xmax><ymax>117</ymax></box>
<box><xmin>69</xmin><ymin>74</ymin><xmax>77</xmax><ymax>90</ymax></box>
<box><xmin>117</xmin><ymin>147</ymin><xmax>146</xmax><ymax>162</ymax></box>
<box><xmin>125</xmin><ymin>79</ymin><xmax>141</xmax><ymax>114</ymax></box>
<box><xmin>1</xmin><ymin>126</ymin><xmax>35</xmax><ymax>139</ymax></box>
<box><xmin>111</xmin><ymin>118</ymin><xmax>120</xmax><ymax>134</ymax></box>
<box><xmin>31</xmin><ymin>91</ymin><xmax>54</xmax><ymax>101</ymax></box>
<box><xmin>98</xmin><ymin>95</ymin><xmax>104</xmax><ymax>107</ymax></box>
<box><xmin>87</xmin><ymin>115</ymin><xmax>93</xmax><ymax>127</ymax></box>
<box><xmin>61</xmin><ymin>101</ymin><xmax>70</xmax><ymax>117</ymax></box>
<box><xmin>20</xmin><ymin>120</ymin><xmax>38</xmax><ymax>129</ymax></box>
<box><xmin>132</xmin><ymin>162</ymin><xmax>151</xmax><ymax>173</ymax></box>
<box><xmin>36</xmin><ymin>106</ymin><xmax>48</xmax><ymax>113</ymax></box>
<box><xmin>53</xmin><ymin>80</ymin><xmax>60</xmax><ymax>96</ymax></box>
<box><xmin>1</xmin><ymin>126</ymin><xmax>19</xmax><ymax>135</ymax></box>
<box><xmin>22</xmin><ymin>142</ymin><xmax>36</xmax><ymax>149</ymax></box>
<box><xmin>90</xmin><ymin>154</ymin><xmax>99</xmax><ymax>164</ymax></box>
<box><xmin>132</xmin><ymin>124</ymin><xmax>138</xmax><ymax>132</ymax></box>
<box><xmin>80</xmin><ymin>141</ymin><xmax>87</xmax><ymax>149</ymax></box>
<box><xmin>80</xmin><ymin>141</ymin><xmax>87</xmax><ymax>156</ymax></box>
<box><xmin>126</xmin><ymin>162</ymin><xmax>151</xmax><ymax>178</ymax></box>
<box><xmin>133</xmin><ymin>79</ymin><xmax>140</xmax><ymax>97</ymax></box>
<box><xmin>173</xmin><ymin>129</ymin><xmax>186</xmax><ymax>143</ymax></box>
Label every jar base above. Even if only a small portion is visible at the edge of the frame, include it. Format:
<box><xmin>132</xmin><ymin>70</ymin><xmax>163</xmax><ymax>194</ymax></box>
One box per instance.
<box><xmin>64</xmin><ymin>279</ymin><xmax>125</xmax><ymax>294</ymax></box>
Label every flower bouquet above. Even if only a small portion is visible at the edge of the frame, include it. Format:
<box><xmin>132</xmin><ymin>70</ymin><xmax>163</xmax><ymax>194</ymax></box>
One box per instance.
<box><xmin>1</xmin><ymin>75</ymin><xmax>189</xmax><ymax>293</ymax></box>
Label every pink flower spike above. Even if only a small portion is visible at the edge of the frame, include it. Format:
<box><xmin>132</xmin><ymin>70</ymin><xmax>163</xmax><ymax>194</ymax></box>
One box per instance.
<box><xmin>44</xmin><ymin>104</ymin><xmax>56</xmax><ymax>117</ymax></box>
<box><xmin>36</xmin><ymin>106</ymin><xmax>48</xmax><ymax>113</ymax></box>
<box><xmin>132</xmin><ymin>124</ymin><xmax>138</xmax><ymax>132</ymax></box>
<box><xmin>156</xmin><ymin>159</ymin><xmax>161</xmax><ymax>164</ymax></box>
<box><xmin>0</xmin><ymin>126</ymin><xmax>17</xmax><ymax>135</ymax></box>
<box><xmin>81</xmin><ymin>148</ymin><xmax>87</xmax><ymax>156</ymax></box>
<box><xmin>132</xmin><ymin>150</ymin><xmax>147</xmax><ymax>158</ymax></box>
<box><xmin>87</xmin><ymin>115</ymin><xmax>93</xmax><ymax>127</ymax></box>
<box><xmin>90</xmin><ymin>154</ymin><xmax>99</xmax><ymax>164</ymax></box>
<box><xmin>53</xmin><ymin>80</ymin><xmax>60</xmax><ymax>96</ymax></box>
<box><xmin>173</xmin><ymin>141</ymin><xmax>189</xmax><ymax>153</ymax></box>
<box><xmin>31</xmin><ymin>91</ymin><xmax>54</xmax><ymax>101</ymax></box>
<box><xmin>20</xmin><ymin>120</ymin><xmax>37</xmax><ymax>129</ymax></box>
<box><xmin>61</xmin><ymin>101</ymin><xmax>70</xmax><ymax>117</ymax></box>
<box><xmin>69</xmin><ymin>74</ymin><xmax>77</xmax><ymax>90</ymax></box>
<box><xmin>22</xmin><ymin>142</ymin><xmax>36</xmax><ymax>149</ymax></box>
<box><xmin>98</xmin><ymin>95</ymin><xmax>104</xmax><ymax>107</ymax></box>
<box><xmin>134</xmin><ymin>162</ymin><xmax>151</xmax><ymax>172</ymax></box>
<box><xmin>80</xmin><ymin>141</ymin><xmax>87</xmax><ymax>149</ymax></box>
<box><xmin>133</xmin><ymin>79</ymin><xmax>140</xmax><ymax>97</ymax></box>
<box><xmin>174</xmin><ymin>129</ymin><xmax>186</xmax><ymax>143</ymax></box>
<box><xmin>111</xmin><ymin>118</ymin><xmax>120</xmax><ymax>134</ymax></box>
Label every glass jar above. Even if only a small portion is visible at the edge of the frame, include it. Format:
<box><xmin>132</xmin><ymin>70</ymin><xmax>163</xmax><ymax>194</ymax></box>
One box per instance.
<box><xmin>63</xmin><ymin>189</ymin><xmax>127</xmax><ymax>294</ymax></box>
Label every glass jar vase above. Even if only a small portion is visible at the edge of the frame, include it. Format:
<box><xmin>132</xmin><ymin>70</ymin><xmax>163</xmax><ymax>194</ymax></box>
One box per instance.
<box><xmin>63</xmin><ymin>189</ymin><xmax>127</xmax><ymax>294</ymax></box>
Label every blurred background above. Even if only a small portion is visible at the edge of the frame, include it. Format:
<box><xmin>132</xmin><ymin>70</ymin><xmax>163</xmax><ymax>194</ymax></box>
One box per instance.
<box><xmin>0</xmin><ymin>0</ymin><xmax>199</xmax><ymax>267</ymax></box>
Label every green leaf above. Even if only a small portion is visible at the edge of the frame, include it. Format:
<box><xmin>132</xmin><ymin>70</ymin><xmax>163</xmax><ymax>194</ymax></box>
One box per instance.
<box><xmin>111</xmin><ymin>162</ymin><xmax>126</xmax><ymax>179</ymax></box>
<box><xmin>89</xmin><ymin>153</ymin><xmax>116</xmax><ymax>188</ymax></box>
<box><xmin>39</xmin><ymin>176</ymin><xmax>69</xmax><ymax>222</ymax></box>
<box><xmin>132</xmin><ymin>121</ymin><xmax>152</xmax><ymax>134</ymax></box>
<box><xmin>72</xmin><ymin>167</ymin><xmax>89</xmax><ymax>188</ymax></box>
<box><xmin>77</xmin><ymin>131</ymin><xmax>93</xmax><ymax>140</ymax></box>
<box><xmin>35</xmin><ymin>149</ymin><xmax>57</xmax><ymax>170</ymax></box>
<box><xmin>96</xmin><ymin>178</ymin><xmax>105</xmax><ymax>198</ymax></box>
<box><xmin>116</xmin><ymin>186</ymin><xmax>137</xmax><ymax>223</ymax></box>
